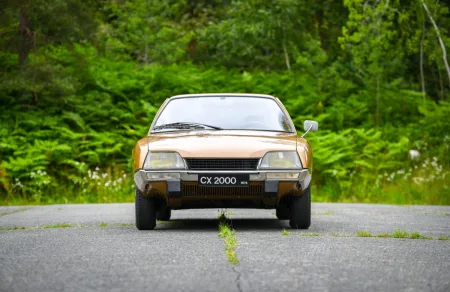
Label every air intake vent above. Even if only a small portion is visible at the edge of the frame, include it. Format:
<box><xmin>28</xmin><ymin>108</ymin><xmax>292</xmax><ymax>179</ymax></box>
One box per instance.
<box><xmin>181</xmin><ymin>183</ymin><xmax>263</xmax><ymax>197</ymax></box>
<box><xmin>185</xmin><ymin>158</ymin><xmax>260</xmax><ymax>170</ymax></box>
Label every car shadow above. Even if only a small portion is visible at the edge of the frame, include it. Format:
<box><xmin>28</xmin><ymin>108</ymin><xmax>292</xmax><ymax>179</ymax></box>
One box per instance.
<box><xmin>155</xmin><ymin>218</ymin><xmax>288</xmax><ymax>231</ymax></box>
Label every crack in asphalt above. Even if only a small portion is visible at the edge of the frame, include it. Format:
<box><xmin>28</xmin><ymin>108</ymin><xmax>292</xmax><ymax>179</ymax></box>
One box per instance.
<box><xmin>0</xmin><ymin>207</ymin><xmax>30</xmax><ymax>217</ymax></box>
<box><xmin>232</xmin><ymin>266</ymin><xmax>243</xmax><ymax>292</ymax></box>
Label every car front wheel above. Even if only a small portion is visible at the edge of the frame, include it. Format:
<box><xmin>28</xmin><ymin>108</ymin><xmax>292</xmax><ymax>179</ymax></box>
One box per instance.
<box><xmin>135</xmin><ymin>187</ymin><xmax>157</xmax><ymax>230</ymax></box>
<box><xmin>276</xmin><ymin>204</ymin><xmax>289</xmax><ymax>220</ymax></box>
<box><xmin>289</xmin><ymin>186</ymin><xmax>311</xmax><ymax>229</ymax></box>
<box><xmin>156</xmin><ymin>206</ymin><xmax>171</xmax><ymax>221</ymax></box>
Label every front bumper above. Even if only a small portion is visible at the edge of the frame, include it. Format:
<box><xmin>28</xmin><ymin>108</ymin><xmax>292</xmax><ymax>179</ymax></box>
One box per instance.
<box><xmin>134</xmin><ymin>169</ymin><xmax>312</xmax><ymax>198</ymax></box>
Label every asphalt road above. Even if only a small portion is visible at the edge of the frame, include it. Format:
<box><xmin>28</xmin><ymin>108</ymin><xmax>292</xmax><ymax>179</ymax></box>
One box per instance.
<box><xmin>1</xmin><ymin>203</ymin><xmax>449</xmax><ymax>292</ymax></box>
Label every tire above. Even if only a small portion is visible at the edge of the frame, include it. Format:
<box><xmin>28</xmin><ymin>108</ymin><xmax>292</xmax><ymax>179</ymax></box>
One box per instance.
<box><xmin>156</xmin><ymin>207</ymin><xmax>171</xmax><ymax>221</ymax></box>
<box><xmin>289</xmin><ymin>186</ymin><xmax>311</xmax><ymax>229</ymax></box>
<box><xmin>276</xmin><ymin>204</ymin><xmax>289</xmax><ymax>220</ymax></box>
<box><xmin>135</xmin><ymin>187</ymin><xmax>157</xmax><ymax>230</ymax></box>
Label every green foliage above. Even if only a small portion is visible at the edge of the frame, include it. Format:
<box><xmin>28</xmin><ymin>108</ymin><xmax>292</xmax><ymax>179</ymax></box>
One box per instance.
<box><xmin>357</xmin><ymin>231</ymin><xmax>372</xmax><ymax>237</ymax></box>
<box><xmin>0</xmin><ymin>0</ymin><xmax>449</xmax><ymax>205</ymax></box>
<box><xmin>44</xmin><ymin>223</ymin><xmax>72</xmax><ymax>229</ymax></box>
<box><xmin>102</xmin><ymin>0</ymin><xmax>190</xmax><ymax>64</ymax></box>
<box><xmin>218</xmin><ymin>213</ymin><xmax>239</xmax><ymax>265</ymax></box>
<box><xmin>357</xmin><ymin>230</ymin><xmax>434</xmax><ymax>239</ymax></box>
<box><xmin>282</xmin><ymin>229</ymin><xmax>291</xmax><ymax>236</ymax></box>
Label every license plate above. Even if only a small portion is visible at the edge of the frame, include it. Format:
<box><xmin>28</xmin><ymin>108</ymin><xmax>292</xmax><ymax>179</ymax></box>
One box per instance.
<box><xmin>198</xmin><ymin>174</ymin><xmax>249</xmax><ymax>187</ymax></box>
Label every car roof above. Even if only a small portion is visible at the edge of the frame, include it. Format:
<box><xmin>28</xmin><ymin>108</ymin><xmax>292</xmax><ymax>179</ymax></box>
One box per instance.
<box><xmin>168</xmin><ymin>93</ymin><xmax>277</xmax><ymax>100</ymax></box>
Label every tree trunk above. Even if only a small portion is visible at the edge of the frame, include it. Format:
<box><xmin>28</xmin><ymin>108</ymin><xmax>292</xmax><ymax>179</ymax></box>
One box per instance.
<box><xmin>143</xmin><ymin>0</ymin><xmax>150</xmax><ymax>66</ymax></box>
<box><xmin>18</xmin><ymin>11</ymin><xmax>31</xmax><ymax>67</ymax></box>
<box><xmin>281</xmin><ymin>22</ymin><xmax>291</xmax><ymax>71</ymax></box>
<box><xmin>282</xmin><ymin>40</ymin><xmax>291</xmax><ymax>71</ymax></box>
<box><xmin>376</xmin><ymin>76</ymin><xmax>380</xmax><ymax>127</ymax></box>
<box><xmin>420</xmin><ymin>19</ymin><xmax>426</xmax><ymax>101</ymax></box>
<box><xmin>421</xmin><ymin>0</ymin><xmax>450</xmax><ymax>87</ymax></box>
<box><xmin>437</xmin><ymin>60</ymin><xmax>444</xmax><ymax>100</ymax></box>
<box><xmin>315</xmin><ymin>6</ymin><xmax>326</xmax><ymax>52</ymax></box>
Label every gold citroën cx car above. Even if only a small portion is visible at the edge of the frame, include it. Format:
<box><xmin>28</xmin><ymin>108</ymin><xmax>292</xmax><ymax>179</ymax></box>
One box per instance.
<box><xmin>132</xmin><ymin>94</ymin><xmax>318</xmax><ymax>230</ymax></box>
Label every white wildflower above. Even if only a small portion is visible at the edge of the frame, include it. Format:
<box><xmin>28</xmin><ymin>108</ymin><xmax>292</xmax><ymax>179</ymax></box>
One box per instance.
<box><xmin>409</xmin><ymin>150</ymin><xmax>420</xmax><ymax>160</ymax></box>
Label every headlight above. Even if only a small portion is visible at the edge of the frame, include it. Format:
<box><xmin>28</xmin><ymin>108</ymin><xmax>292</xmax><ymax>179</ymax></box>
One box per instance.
<box><xmin>143</xmin><ymin>151</ymin><xmax>186</xmax><ymax>169</ymax></box>
<box><xmin>259</xmin><ymin>151</ymin><xmax>302</xmax><ymax>169</ymax></box>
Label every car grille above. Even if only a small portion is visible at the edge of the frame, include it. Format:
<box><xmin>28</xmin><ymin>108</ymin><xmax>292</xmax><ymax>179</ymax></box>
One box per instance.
<box><xmin>181</xmin><ymin>183</ymin><xmax>264</xmax><ymax>197</ymax></box>
<box><xmin>185</xmin><ymin>158</ymin><xmax>260</xmax><ymax>170</ymax></box>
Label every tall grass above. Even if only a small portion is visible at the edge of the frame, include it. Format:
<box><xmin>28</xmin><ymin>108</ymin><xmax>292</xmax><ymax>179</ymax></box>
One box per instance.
<box><xmin>2</xmin><ymin>167</ymin><xmax>135</xmax><ymax>205</ymax></box>
<box><xmin>314</xmin><ymin>157</ymin><xmax>449</xmax><ymax>205</ymax></box>
<box><xmin>2</xmin><ymin>157</ymin><xmax>448</xmax><ymax>205</ymax></box>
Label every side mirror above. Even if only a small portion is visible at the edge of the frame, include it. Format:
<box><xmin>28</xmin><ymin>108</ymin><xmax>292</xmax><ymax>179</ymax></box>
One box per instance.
<box><xmin>302</xmin><ymin>120</ymin><xmax>318</xmax><ymax>138</ymax></box>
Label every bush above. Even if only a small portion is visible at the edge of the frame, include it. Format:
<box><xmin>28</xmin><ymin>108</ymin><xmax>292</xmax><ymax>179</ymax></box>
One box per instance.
<box><xmin>0</xmin><ymin>47</ymin><xmax>449</xmax><ymax>205</ymax></box>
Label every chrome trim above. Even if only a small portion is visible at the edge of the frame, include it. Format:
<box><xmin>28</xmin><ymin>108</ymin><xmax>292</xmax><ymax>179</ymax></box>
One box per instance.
<box><xmin>256</xmin><ymin>158</ymin><xmax>263</xmax><ymax>169</ymax></box>
<box><xmin>185</xmin><ymin>158</ymin><xmax>261</xmax><ymax>171</ymax></box>
<box><xmin>134</xmin><ymin>169</ymin><xmax>312</xmax><ymax>192</ymax></box>
<box><xmin>169</xmin><ymin>93</ymin><xmax>277</xmax><ymax>100</ymax></box>
<box><xmin>139</xmin><ymin>169</ymin><xmax>306</xmax><ymax>173</ymax></box>
<box><xmin>301</xmin><ymin>124</ymin><xmax>313</xmax><ymax>138</ymax></box>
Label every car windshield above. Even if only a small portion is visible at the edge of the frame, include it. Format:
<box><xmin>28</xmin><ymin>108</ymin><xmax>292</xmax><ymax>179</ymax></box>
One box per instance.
<box><xmin>152</xmin><ymin>96</ymin><xmax>294</xmax><ymax>133</ymax></box>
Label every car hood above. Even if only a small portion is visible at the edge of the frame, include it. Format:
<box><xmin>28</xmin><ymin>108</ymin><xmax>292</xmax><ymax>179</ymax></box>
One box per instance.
<box><xmin>145</xmin><ymin>130</ymin><xmax>297</xmax><ymax>158</ymax></box>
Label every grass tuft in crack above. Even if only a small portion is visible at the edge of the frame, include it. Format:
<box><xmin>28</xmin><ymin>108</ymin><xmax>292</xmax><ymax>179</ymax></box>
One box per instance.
<box><xmin>409</xmin><ymin>232</ymin><xmax>433</xmax><ymax>240</ymax></box>
<box><xmin>299</xmin><ymin>232</ymin><xmax>321</xmax><ymax>236</ymax></box>
<box><xmin>44</xmin><ymin>223</ymin><xmax>72</xmax><ymax>229</ymax></box>
<box><xmin>357</xmin><ymin>231</ymin><xmax>372</xmax><ymax>237</ymax></box>
<box><xmin>99</xmin><ymin>222</ymin><xmax>108</xmax><ymax>227</ymax></box>
<box><xmin>0</xmin><ymin>226</ymin><xmax>27</xmax><ymax>231</ymax></box>
<box><xmin>0</xmin><ymin>208</ymin><xmax>30</xmax><ymax>217</ymax></box>
<box><xmin>376</xmin><ymin>233</ymin><xmax>391</xmax><ymax>238</ymax></box>
<box><xmin>282</xmin><ymin>229</ymin><xmax>291</xmax><ymax>235</ymax></box>
<box><xmin>357</xmin><ymin>230</ymin><xmax>433</xmax><ymax>239</ymax></box>
<box><xmin>218</xmin><ymin>211</ymin><xmax>239</xmax><ymax>265</ymax></box>
<box><xmin>392</xmin><ymin>230</ymin><xmax>409</xmax><ymax>238</ymax></box>
<box><xmin>438</xmin><ymin>236</ymin><xmax>450</xmax><ymax>240</ymax></box>
<box><xmin>1</xmin><ymin>223</ymin><xmax>85</xmax><ymax>231</ymax></box>
<box><xmin>218</xmin><ymin>211</ymin><xmax>227</xmax><ymax>221</ymax></box>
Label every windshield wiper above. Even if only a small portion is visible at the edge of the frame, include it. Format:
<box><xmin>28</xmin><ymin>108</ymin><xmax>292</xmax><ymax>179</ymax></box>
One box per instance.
<box><xmin>152</xmin><ymin>122</ymin><xmax>223</xmax><ymax>132</ymax></box>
